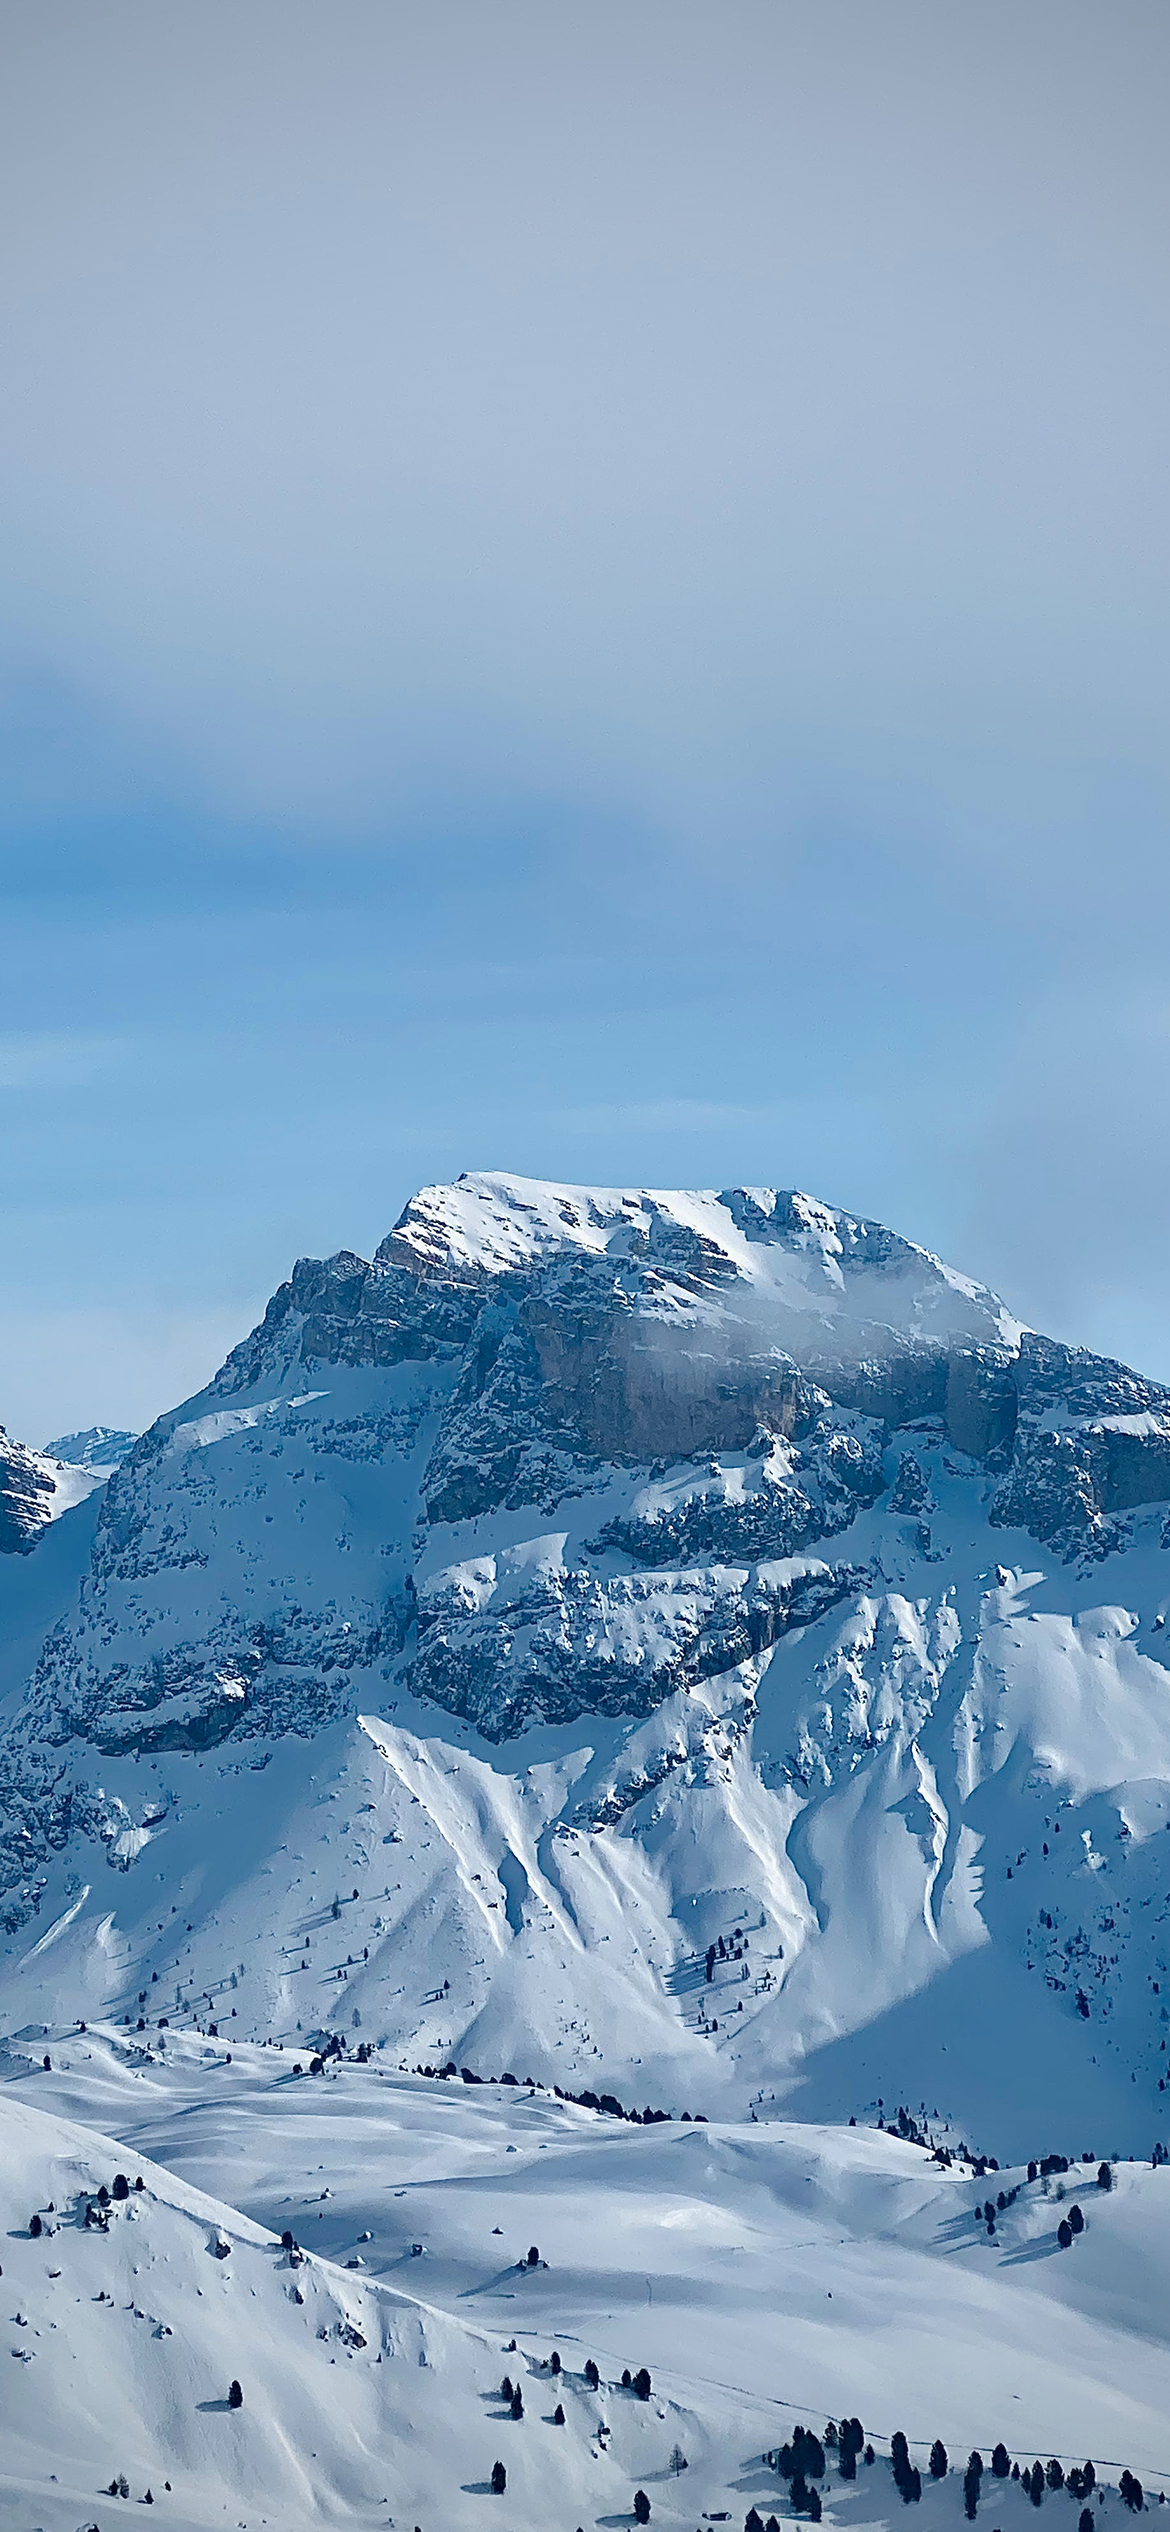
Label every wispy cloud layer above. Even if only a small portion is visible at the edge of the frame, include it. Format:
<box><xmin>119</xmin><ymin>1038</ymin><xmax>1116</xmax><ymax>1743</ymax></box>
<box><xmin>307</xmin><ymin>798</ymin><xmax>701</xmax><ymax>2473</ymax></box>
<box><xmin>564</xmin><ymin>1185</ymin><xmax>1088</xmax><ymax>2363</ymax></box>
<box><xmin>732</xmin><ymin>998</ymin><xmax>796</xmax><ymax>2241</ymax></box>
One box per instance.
<box><xmin>0</xmin><ymin>2</ymin><xmax>1167</xmax><ymax>1433</ymax></box>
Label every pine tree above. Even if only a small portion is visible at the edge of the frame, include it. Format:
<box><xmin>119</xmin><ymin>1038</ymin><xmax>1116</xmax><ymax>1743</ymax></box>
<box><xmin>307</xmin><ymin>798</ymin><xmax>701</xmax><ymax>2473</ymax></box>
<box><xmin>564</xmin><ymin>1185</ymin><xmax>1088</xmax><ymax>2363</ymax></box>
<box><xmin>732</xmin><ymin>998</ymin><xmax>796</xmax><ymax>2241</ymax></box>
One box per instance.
<box><xmin>1069</xmin><ymin>2204</ymin><xmax>1084</xmax><ymax>2234</ymax></box>
<box><xmin>808</xmin><ymin>2489</ymin><xmax>822</xmax><ymax>2521</ymax></box>
<box><xmin>745</xmin><ymin>2511</ymin><xmax>765</xmax><ymax>2532</ymax></box>
<box><xmin>585</xmin><ymin>2359</ymin><xmax>600</xmax><ymax>2390</ymax></box>
<box><xmin>634</xmin><ymin>2366</ymin><xmax>652</xmax><ymax>2400</ymax></box>
<box><xmin>801</xmin><ymin>2430</ymin><xmax>825</xmax><ymax>2480</ymax></box>
<box><xmin>1097</xmin><ymin>2162</ymin><xmax>1112</xmax><ymax>2191</ymax></box>
<box><xmin>1047</xmin><ymin>2461</ymin><xmax>1064</xmax><ymax>2490</ymax></box>
<box><xmin>510</xmin><ymin>2387</ymin><xmax>523</xmax><ymax>2419</ymax></box>
<box><xmin>992</xmin><ymin>2445</ymin><xmax>1010</xmax><ymax>2478</ymax></box>
<box><xmin>840</xmin><ymin>2419</ymin><xmax>864</xmax><ymax>2481</ymax></box>
<box><xmin>228</xmin><ymin>2380</ymin><xmax>243</xmax><ymax>2409</ymax></box>
<box><xmin>490</xmin><ymin>2461</ymin><xmax>506</xmax><ymax>2495</ymax></box>
<box><xmin>1057</xmin><ymin>2219</ymin><xmax>1073</xmax><ymax>2249</ymax></box>
<box><xmin>930</xmin><ymin>2443</ymin><xmax>948</xmax><ymax>2479</ymax></box>
<box><xmin>553</xmin><ymin>2403</ymin><xmax>565</xmax><ymax>2425</ymax></box>
<box><xmin>634</xmin><ymin>2492</ymin><xmax>651</xmax><ymax>2525</ymax></box>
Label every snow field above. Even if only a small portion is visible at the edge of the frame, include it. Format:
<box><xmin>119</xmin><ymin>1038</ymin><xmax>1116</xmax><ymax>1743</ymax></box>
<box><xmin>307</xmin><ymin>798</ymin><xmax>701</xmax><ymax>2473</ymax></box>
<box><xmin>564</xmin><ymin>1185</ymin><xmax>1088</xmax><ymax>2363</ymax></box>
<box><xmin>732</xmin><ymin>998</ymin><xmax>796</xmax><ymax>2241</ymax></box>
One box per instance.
<box><xmin>5</xmin><ymin>2038</ymin><xmax>1170</xmax><ymax>2529</ymax></box>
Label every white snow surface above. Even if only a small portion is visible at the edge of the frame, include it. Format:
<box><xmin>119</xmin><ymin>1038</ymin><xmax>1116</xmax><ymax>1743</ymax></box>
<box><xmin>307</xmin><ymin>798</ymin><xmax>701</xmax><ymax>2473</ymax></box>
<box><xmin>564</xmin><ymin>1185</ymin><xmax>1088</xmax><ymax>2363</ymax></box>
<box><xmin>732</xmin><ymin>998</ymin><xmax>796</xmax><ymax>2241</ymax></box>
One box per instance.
<box><xmin>388</xmin><ymin>1174</ymin><xmax>1024</xmax><ymax>1352</ymax></box>
<box><xmin>3</xmin><ymin>2031</ymin><xmax>1169</xmax><ymax>2532</ymax></box>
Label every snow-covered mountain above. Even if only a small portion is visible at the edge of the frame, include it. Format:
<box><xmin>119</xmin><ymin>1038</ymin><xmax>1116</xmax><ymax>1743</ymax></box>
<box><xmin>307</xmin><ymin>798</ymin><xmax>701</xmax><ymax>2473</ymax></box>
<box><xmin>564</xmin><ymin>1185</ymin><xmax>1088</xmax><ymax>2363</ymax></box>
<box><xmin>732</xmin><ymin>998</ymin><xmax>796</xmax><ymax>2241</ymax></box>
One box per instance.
<box><xmin>0</xmin><ymin>1421</ymin><xmax>60</xmax><ymax>1551</ymax></box>
<box><xmin>9</xmin><ymin>1174</ymin><xmax>1170</xmax><ymax>2159</ymax></box>
<box><xmin>0</xmin><ymin>1421</ymin><xmax>114</xmax><ymax>1549</ymax></box>
<box><xmin>45</xmin><ymin>1423</ymin><xmax>138</xmax><ymax>1472</ymax></box>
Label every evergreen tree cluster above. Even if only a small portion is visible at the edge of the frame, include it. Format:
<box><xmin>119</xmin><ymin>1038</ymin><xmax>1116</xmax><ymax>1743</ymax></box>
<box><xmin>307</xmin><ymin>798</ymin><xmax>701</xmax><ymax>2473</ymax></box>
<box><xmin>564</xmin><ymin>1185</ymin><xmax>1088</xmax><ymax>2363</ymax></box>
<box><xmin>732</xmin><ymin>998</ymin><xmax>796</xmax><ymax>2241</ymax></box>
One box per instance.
<box><xmin>755</xmin><ymin>2410</ymin><xmax>1143</xmax><ymax>2531</ymax></box>
<box><xmin>407</xmin><ymin>2055</ymin><xmax>706</xmax><ymax>2123</ymax></box>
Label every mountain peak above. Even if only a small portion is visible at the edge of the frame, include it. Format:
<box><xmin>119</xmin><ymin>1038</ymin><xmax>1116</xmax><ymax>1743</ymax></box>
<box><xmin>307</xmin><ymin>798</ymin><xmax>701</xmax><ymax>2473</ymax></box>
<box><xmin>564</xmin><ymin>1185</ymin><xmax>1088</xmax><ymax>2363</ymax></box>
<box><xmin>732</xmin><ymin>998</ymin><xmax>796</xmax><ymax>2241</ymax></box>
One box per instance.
<box><xmin>44</xmin><ymin>1424</ymin><xmax>138</xmax><ymax>1471</ymax></box>
<box><xmin>378</xmin><ymin>1170</ymin><xmax>1022</xmax><ymax>1358</ymax></box>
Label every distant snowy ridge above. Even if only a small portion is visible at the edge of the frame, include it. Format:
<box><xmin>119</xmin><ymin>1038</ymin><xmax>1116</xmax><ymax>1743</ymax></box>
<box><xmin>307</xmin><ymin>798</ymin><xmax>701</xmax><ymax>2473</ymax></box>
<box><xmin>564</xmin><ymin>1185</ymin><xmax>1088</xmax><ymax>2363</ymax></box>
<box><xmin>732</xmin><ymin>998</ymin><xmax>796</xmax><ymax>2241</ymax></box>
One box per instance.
<box><xmin>0</xmin><ymin>1423</ymin><xmax>138</xmax><ymax>1554</ymax></box>
<box><xmin>45</xmin><ymin>1423</ymin><xmax>138</xmax><ymax>1470</ymax></box>
<box><xmin>9</xmin><ymin>1174</ymin><xmax>1170</xmax><ymax>2152</ymax></box>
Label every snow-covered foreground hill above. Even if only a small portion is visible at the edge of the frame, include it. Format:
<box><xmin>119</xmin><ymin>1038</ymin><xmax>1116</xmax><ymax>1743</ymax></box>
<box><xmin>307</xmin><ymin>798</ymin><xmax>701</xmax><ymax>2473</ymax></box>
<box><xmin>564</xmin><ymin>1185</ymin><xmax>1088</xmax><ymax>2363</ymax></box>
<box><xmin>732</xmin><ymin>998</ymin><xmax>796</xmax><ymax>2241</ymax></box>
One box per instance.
<box><xmin>2</xmin><ymin>2031</ymin><xmax>1169</xmax><ymax>2532</ymax></box>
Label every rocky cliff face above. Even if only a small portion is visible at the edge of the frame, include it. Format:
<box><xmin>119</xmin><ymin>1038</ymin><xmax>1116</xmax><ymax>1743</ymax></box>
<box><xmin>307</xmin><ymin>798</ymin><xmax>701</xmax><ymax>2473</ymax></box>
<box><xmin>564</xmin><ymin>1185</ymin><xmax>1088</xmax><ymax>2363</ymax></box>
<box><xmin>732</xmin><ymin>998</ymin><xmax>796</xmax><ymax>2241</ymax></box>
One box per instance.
<box><xmin>17</xmin><ymin>1173</ymin><xmax>1170</xmax><ymax>1762</ymax></box>
<box><xmin>9</xmin><ymin>1175</ymin><xmax>1170</xmax><ymax>2148</ymax></box>
<box><xmin>0</xmin><ymin>1426</ymin><xmax>60</xmax><ymax>1553</ymax></box>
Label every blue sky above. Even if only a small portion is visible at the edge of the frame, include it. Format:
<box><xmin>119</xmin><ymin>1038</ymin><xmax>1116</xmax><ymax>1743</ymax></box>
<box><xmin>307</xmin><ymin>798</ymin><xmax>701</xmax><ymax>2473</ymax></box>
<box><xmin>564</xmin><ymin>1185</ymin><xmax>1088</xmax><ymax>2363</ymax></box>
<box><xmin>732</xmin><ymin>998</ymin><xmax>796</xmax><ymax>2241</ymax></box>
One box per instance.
<box><xmin>2</xmin><ymin>0</ymin><xmax>1169</xmax><ymax>1439</ymax></box>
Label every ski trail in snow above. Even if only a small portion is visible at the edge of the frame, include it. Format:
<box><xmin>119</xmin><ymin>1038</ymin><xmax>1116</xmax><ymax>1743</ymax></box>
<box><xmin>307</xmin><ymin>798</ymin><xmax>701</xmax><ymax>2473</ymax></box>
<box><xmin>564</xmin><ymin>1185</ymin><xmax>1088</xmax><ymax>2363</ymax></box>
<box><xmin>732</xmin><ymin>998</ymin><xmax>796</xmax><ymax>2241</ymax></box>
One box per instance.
<box><xmin>21</xmin><ymin>1884</ymin><xmax>89</xmax><ymax>1960</ymax></box>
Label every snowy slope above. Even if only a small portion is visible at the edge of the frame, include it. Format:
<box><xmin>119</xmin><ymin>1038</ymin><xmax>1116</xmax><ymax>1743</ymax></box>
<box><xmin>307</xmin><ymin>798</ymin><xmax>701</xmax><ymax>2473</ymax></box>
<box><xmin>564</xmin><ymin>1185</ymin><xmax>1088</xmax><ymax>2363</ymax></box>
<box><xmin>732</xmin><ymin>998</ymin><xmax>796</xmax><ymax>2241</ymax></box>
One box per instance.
<box><xmin>0</xmin><ymin>2079</ymin><xmax>726</xmax><ymax>2532</ymax></box>
<box><xmin>3</xmin><ymin>2034</ymin><xmax>1170</xmax><ymax>2531</ymax></box>
<box><xmin>7</xmin><ymin>1177</ymin><xmax>1170</xmax><ymax>2160</ymax></box>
